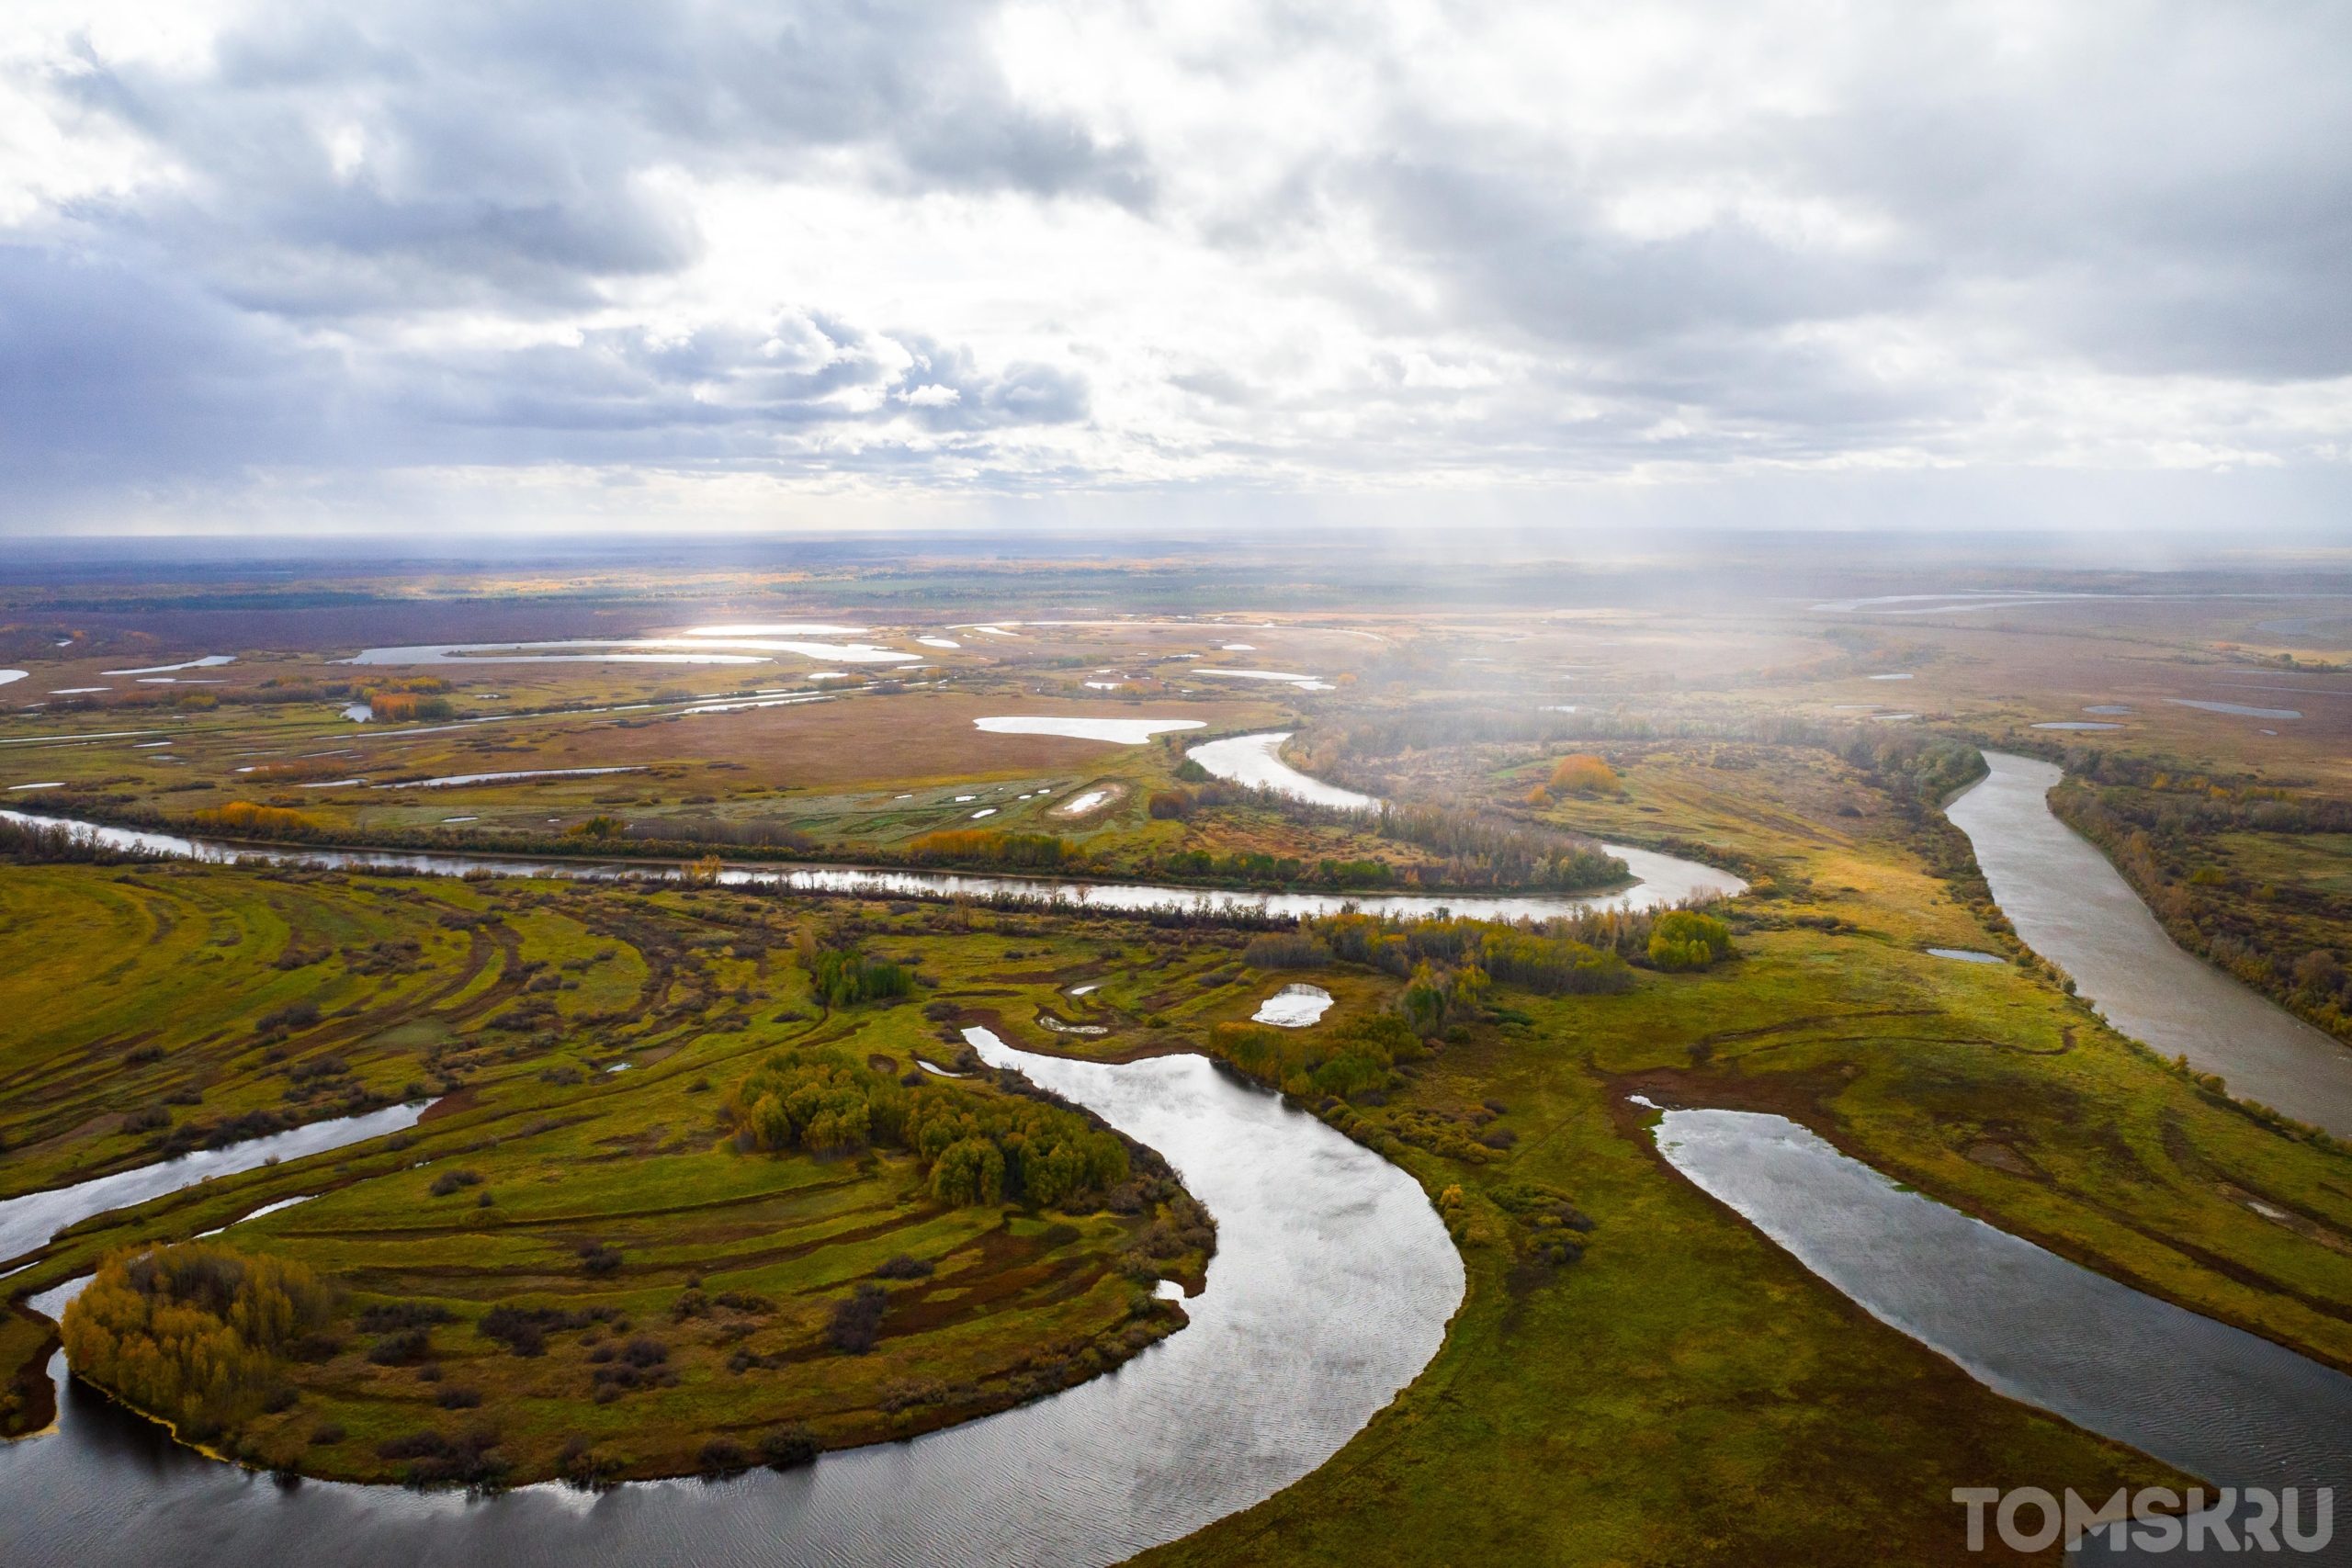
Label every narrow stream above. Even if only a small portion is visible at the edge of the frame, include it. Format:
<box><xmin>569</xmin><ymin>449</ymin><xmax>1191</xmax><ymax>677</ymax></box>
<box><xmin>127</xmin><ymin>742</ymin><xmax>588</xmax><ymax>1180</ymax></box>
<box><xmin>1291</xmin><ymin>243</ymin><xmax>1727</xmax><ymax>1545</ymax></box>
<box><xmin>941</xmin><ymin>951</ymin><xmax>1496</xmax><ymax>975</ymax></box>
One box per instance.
<box><xmin>0</xmin><ymin>1041</ymin><xmax>1463</xmax><ymax>1568</ymax></box>
<box><xmin>1944</xmin><ymin>752</ymin><xmax>2352</xmax><ymax>1135</ymax></box>
<box><xmin>0</xmin><ymin>809</ymin><xmax>1742</xmax><ymax>921</ymax></box>
<box><xmin>0</xmin><ymin>1102</ymin><xmax>431</xmax><ymax>1265</ymax></box>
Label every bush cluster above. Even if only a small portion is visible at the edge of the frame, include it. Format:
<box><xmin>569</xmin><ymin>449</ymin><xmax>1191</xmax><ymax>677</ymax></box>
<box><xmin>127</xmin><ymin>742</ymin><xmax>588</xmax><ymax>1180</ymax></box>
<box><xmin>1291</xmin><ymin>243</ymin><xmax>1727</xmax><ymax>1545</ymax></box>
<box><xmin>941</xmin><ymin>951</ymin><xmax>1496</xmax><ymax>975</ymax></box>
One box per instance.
<box><xmin>61</xmin><ymin>1243</ymin><xmax>333</xmax><ymax>1438</ymax></box>
<box><xmin>726</xmin><ymin>1045</ymin><xmax>1129</xmax><ymax>1210</ymax></box>
<box><xmin>1646</xmin><ymin>910</ymin><xmax>1735</xmax><ymax>972</ymax></box>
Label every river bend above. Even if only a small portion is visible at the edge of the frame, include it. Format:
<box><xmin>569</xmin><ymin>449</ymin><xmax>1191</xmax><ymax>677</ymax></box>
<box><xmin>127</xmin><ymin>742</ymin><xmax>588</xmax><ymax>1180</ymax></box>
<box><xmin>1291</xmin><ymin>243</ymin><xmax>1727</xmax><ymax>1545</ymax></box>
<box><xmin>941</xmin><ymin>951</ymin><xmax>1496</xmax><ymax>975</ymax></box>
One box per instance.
<box><xmin>0</xmin><ymin>1040</ymin><xmax>1462</xmax><ymax>1568</ymax></box>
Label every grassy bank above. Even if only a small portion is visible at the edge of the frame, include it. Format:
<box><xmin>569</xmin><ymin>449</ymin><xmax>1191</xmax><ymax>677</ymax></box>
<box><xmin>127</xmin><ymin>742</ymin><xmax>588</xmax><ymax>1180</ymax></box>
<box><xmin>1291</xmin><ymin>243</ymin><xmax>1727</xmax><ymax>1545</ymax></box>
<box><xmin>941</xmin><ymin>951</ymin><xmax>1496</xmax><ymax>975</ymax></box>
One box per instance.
<box><xmin>1126</xmin><ymin>743</ymin><xmax>2352</xmax><ymax>1564</ymax></box>
<box><xmin>2</xmin><ymin>865</ymin><xmax>1235</xmax><ymax>1480</ymax></box>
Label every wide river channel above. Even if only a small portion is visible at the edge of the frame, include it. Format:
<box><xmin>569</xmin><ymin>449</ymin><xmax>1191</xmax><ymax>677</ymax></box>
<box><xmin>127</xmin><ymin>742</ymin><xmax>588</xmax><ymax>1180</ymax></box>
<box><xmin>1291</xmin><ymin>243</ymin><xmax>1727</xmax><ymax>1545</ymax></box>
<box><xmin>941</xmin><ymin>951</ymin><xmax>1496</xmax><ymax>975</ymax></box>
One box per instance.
<box><xmin>1945</xmin><ymin>752</ymin><xmax>2352</xmax><ymax>1136</ymax></box>
<box><xmin>1655</xmin><ymin>1111</ymin><xmax>2349</xmax><ymax>1562</ymax></box>
<box><xmin>1</xmin><ymin>1036</ymin><xmax>1463</xmax><ymax>1568</ymax></box>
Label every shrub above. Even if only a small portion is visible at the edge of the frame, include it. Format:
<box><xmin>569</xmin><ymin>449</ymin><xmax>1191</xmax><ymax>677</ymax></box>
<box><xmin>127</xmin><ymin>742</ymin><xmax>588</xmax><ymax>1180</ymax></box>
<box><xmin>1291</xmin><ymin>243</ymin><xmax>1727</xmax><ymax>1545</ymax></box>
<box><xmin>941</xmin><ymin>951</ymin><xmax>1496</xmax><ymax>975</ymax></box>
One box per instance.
<box><xmin>368</xmin><ymin>693</ymin><xmax>455</xmax><ymax>722</ymax></box>
<box><xmin>61</xmin><ymin>1243</ymin><xmax>334</xmax><ymax>1436</ymax></box>
<box><xmin>827</xmin><ymin>1284</ymin><xmax>887</xmax><ymax>1353</ymax></box>
<box><xmin>760</xmin><ymin>1423</ymin><xmax>821</xmax><ymax>1469</ymax></box>
<box><xmin>427</xmin><ymin>1168</ymin><xmax>483</xmax><ymax>1197</ymax></box>
<box><xmin>1648</xmin><ymin>909</ymin><xmax>1735</xmax><ymax>972</ymax></box>
<box><xmin>476</xmin><ymin>1306</ymin><xmax>548</xmax><ymax>1357</ymax></box>
<box><xmin>253</xmin><ymin>1000</ymin><xmax>322</xmax><ymax>1034</ymax></box>
<box><xmin>376</xmin><ymin>1426</ymin><xmax>505</xmax><ymax>1487</ymax></box>
<box><xmin>698</xmin><ymin>1437</ymin><xmax>750</xmax><ymax>1474</ymax></box>
<box><xmin>580</xmin><ymin>1242</ymin><xmax>624</xmax><ymax>1275</ymax></box>
<box><xmin>368</xmin><ymin>1329</ymin><xmax>432</xmax><ymax>1366</ymax></box>
<box><xmin>1241</xmin><ymin>932</ymin><xmax>1331</xmax><ymax>969</ymax></box>
<box><xmin>192</xmin><ymin>801</ymin><xmax>316</xmax><ymax>835</ymax></box>
<box><xmin>1545</xmin><ymin>754</ymin><xmax>1620</xmax><ymax>795</ymax></box>
<box><xmin>435</xmin><ymin>1386</ymin><xmax>483</xmax><ymax>1409</ymax></box>
<box><xmin>356</xmin><ymin>1302</ymin><xmax>457</xmax><ymax>1333</ymax></box>
<box><xmin>875</xmin><ymin>1253</ymin><xmax>933</xmax><ymax>1280</ymax></box>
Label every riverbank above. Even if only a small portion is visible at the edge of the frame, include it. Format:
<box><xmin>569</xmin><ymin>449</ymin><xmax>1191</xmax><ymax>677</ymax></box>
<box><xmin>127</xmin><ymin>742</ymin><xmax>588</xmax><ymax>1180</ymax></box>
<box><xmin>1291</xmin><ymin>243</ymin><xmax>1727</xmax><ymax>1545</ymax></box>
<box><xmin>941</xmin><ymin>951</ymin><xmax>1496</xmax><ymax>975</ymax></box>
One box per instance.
<box><xmin>0</xmin><ymin>807</ymin><xmax>1713</xmax><ymax>919</ymax></box>
<box><xmin>1136</xmin><ymin>740</ymin><xmax>2352</xmax><ymax>1564</ymax></box>
<box><xmin>1947</xmin><ymin>752</ymin><xmax>2352</xmax><ymax>1137</ymax></box>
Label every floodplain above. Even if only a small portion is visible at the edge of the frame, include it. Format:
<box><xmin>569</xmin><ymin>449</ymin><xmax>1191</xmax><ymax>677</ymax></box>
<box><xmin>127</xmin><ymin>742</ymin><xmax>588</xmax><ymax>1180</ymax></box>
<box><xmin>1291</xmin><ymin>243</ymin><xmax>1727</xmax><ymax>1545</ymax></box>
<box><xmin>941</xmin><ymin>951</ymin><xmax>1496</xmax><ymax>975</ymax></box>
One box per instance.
<box><xmin>6</xmin><ymin>540</ymin><xmax>2352</xmax><ymax>1563</ymax></box>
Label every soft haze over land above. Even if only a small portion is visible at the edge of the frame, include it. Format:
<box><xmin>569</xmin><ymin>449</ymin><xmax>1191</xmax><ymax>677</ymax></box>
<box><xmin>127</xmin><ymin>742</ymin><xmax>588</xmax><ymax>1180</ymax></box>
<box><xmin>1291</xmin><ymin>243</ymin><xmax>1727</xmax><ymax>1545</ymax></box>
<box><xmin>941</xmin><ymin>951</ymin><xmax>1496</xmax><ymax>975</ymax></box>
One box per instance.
<box><xmin>1</xmin><ymin>1</ymin><xmax>2347</xmax><ymax>534</ymax></box>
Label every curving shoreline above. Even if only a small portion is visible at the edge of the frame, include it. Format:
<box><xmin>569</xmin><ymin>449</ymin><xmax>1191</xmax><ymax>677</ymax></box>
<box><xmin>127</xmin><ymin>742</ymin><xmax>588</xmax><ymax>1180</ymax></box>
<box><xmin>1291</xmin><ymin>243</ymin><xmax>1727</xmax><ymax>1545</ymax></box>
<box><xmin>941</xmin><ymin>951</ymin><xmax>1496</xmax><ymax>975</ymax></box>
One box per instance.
<box><xmin>0</xmin><ymin>1042</ymin><xmax>1463</xmax><ymax>1568</ymax></box>
<box><xmin>0</xmin><ymin>808</ymin><xmax>1741</xmax><ymax>920</ymax></box>
<box><xmin>1945</xmin><ymin>752</ymin><xmax>2352</xmax><ymax>1136</ymax></box>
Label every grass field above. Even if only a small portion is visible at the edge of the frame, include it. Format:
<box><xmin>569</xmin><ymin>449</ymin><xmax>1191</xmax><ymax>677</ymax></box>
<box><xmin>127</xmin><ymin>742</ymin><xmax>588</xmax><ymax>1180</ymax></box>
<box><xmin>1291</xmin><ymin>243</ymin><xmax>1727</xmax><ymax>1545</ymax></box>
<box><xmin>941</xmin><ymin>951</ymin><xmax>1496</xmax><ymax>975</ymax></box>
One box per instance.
<box><xmin>0</xmin><ymin>868</ymin><xmax>1234</xmax><ymax>1467</ymax></box>
<box><xmin>10</xmin><ymin>557</ymin><xmax>2352</xmax><ymax>1553</ymax></box>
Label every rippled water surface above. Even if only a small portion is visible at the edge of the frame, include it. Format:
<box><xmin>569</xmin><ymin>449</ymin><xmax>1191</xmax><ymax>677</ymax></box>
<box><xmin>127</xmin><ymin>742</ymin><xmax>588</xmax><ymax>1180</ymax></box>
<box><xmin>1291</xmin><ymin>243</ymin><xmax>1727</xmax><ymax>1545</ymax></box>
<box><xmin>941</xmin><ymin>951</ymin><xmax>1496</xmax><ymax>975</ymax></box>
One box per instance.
<box><xmin>0</xmin><ymin>1041</ymin><xmax>1462</xmax><ymax>1568</ymax></box>
<box><xmin>1944</xmin><ymin>753</ymin><xmax>2352</xmax><ymax>1134</ymax></box>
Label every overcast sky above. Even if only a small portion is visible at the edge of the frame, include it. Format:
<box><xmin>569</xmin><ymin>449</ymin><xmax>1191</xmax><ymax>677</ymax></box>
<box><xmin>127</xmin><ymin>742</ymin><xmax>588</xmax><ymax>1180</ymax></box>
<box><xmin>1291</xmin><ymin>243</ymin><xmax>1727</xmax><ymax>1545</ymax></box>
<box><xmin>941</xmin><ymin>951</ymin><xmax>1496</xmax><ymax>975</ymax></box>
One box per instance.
<box><xmin>2</xmin><ymin>0</ymin><xmax>2346</xmax><ymax>535</ymax></box>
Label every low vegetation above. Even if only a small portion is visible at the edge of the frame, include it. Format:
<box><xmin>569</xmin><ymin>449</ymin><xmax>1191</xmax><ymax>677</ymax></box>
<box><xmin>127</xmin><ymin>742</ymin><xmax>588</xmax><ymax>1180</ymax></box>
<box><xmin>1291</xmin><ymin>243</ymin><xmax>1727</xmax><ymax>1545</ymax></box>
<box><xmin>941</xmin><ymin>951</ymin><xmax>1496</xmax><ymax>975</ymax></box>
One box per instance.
<box><xmin>62</xmin><ymin>1243</ymin><xmax>332</xmax><ymax>1438</ymax></box>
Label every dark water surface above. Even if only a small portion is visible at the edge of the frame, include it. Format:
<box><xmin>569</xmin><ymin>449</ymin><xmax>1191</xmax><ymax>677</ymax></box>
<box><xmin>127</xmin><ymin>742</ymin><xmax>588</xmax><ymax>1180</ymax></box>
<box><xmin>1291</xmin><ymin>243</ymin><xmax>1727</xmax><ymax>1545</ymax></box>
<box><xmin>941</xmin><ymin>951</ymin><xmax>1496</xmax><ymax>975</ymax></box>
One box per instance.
<box><xmin>0</xmin><ymin>1040</ymin><xmax>1463</xmax><ymax>1568</ymax></box>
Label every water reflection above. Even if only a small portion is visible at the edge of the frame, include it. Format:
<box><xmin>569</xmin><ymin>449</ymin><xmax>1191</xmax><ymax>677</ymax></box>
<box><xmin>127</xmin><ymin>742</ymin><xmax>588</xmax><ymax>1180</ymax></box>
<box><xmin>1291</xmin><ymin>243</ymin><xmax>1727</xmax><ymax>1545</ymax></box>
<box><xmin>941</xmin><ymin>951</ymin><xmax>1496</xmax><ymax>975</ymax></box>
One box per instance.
<box><xmin>1653</xmin><ymin>1109</ymin><xmax>2352</xmax><ymax>1510</ymax></box>
<box><xmin>2</xmin><ymin>1045</ymin><xmax>1463</xmax><ymax>1568</ymax></box>
<box><xmin>1945</xmin><ymin>753</ymin><xmax>2352</xmax><ymax>1135</ymax></box>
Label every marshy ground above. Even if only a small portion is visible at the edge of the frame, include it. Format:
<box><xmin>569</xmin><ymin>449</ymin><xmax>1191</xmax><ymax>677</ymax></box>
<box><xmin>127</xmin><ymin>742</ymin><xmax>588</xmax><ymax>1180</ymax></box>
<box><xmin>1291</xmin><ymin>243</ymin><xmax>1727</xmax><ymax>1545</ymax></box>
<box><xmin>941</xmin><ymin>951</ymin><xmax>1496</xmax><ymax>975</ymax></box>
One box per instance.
<box><xmin>6</xmin><ymin>546</ymin><xmax>2352</xmax><ymax>1560</ymax></box>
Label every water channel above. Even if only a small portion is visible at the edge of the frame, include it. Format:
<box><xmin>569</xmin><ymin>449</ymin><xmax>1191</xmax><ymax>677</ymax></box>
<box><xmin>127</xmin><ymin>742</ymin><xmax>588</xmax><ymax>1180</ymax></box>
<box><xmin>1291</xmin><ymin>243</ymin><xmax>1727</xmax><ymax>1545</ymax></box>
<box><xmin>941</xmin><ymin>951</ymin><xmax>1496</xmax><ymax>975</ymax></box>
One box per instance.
<box><xmin>0</xmin><ymin>809</ymin><xmax>1744</xmax><ymax>921</ymax></box>
<box><xmin>22</xmin><ymin>747</ymin><xmax>2338</xmax><ymax>1560</ymax></box>
<box><xmin>0</xmin><ymin>1102</ymin><xmax>430</xmax><ymax>1264</ymax></box>
<box><xmin>1944</xmin><ymin>752</ymin><xmax>2352</xmax><ymax>1136</ymax></box>
<box><xmin>1657</xmin><ymin>1111</ymin><xmax>2352</xmax><ymax>1494</ymax></box>
<box><xmin>0</xmin><ymin>1039</ymin><xmax>1462</xmax><ymax>1568</ymax></box>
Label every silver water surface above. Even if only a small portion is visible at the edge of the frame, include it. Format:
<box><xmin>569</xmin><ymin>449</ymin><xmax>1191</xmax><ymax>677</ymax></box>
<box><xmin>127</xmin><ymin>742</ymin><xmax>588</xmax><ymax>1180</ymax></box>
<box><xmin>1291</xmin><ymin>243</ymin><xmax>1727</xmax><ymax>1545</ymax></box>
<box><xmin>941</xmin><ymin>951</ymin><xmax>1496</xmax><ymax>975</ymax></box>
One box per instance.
<box><xmin>0</xmin><ymin>809</ymin><xmax>1739</xmax><ymax>920</ymax></box>
<box><xmin>0</xmin><ymin>1041</ymin><xmax>1462</xmax><ymax>1568</ymax></box>
<box><xmin>0</xmin><ymin>1102</ymin><xmax>431</xmax><ymax>1265</ymax></box>
<box><xmin>1943</xmin><ymin>753</ymin><xmax>2352</xmax><ymax>1134</ymax></box>
<box><xmin>1655</xmin><ymin>1109</ymin><xmax>2351</xmax><ymax>1551</ymax></box>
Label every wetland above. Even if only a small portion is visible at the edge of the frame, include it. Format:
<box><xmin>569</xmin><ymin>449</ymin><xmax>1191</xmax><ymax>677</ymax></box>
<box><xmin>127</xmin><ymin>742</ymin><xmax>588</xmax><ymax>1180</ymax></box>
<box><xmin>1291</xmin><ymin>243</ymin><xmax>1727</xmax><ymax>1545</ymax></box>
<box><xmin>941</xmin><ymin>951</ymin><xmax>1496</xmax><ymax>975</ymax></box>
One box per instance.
<box><xmin>10</xmin><ymin>544</ymin><xmax>2352</xmax><ymax>1564</ymax></box>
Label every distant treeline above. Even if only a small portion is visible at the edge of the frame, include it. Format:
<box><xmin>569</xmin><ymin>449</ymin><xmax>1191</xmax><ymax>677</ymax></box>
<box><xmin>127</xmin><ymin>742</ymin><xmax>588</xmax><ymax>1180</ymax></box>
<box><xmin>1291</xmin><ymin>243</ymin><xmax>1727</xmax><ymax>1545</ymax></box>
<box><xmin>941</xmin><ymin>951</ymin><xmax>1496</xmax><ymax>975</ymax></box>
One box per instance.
<box><xmin>0</xmin><ymin>815</ymin><xmax>173</xmax><ymax>865</ymax></box>
<box><xmin>1372</xmin><ymin>802</ymin><xmax>1625</xmax><ymax>890</ymax></box>
<box><xmin>1149</xmin><ymin>770</ymin><xmax>1627</xmax><ymax>892</ymax></box>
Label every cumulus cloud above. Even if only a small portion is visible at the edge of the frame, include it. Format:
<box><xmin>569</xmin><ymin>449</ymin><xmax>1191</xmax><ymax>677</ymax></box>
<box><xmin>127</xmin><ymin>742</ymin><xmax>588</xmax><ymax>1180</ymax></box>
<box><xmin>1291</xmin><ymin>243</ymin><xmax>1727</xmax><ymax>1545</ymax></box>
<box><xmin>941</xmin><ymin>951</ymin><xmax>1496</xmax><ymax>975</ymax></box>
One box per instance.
<box><xmin>0</xmin><ymin>0</ymin><xmax>2345</xmax><ymax>528</ymax></box>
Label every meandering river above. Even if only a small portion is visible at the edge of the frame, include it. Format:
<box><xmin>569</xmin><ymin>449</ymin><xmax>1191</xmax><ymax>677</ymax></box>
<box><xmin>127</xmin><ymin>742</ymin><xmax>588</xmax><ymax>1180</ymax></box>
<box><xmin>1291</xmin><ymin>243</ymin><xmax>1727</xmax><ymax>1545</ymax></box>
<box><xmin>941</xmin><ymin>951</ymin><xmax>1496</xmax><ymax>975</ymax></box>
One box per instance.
<box><xmin>0</xmin><ymin>1040</ymin><xmax>1462</xmax><ymax>1568</ymax></box>
<box><xmin>0</xmin><ymin>810</ymin><xmax>1742</xmax><ymax>921</ymax></box>
<box><xmin>1944</xmin><ymin>752</ymin><xmax>2352</xmax><ymax>1136</ymax></box>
